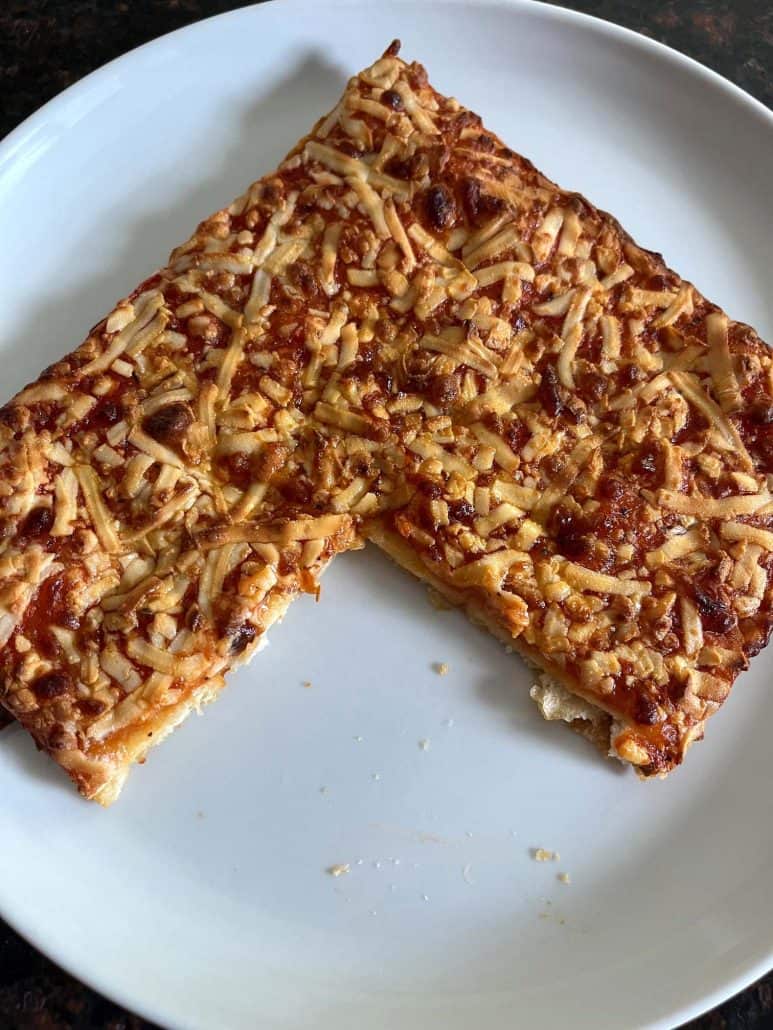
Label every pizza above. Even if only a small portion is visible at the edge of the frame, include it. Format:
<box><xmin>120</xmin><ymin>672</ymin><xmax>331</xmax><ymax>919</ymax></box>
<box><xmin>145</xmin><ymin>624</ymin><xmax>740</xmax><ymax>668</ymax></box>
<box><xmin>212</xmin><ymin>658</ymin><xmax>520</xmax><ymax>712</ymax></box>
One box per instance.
<box><xmin>1</xmin><ymin>42</ymin><xmax>771</xmax><ymax>803</ymax></box>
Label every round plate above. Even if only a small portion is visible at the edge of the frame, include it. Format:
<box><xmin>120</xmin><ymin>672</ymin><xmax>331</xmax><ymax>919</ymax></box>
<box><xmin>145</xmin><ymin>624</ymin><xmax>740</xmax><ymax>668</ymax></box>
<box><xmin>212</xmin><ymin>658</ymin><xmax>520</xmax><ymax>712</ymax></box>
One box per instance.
<box><xmin>1</xmin><ymin>2</ymin><xmax>772</xmax><ymax>1027</ymax></box>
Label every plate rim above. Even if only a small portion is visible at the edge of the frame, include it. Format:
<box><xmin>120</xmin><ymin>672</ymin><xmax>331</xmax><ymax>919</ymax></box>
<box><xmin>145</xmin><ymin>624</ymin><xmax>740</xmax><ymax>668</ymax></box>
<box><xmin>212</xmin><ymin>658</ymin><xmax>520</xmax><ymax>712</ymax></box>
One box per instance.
<box><xmin>1</xmin><ymin>1</ymin><xmax>771</xmax><ymax>1027</ymax></box>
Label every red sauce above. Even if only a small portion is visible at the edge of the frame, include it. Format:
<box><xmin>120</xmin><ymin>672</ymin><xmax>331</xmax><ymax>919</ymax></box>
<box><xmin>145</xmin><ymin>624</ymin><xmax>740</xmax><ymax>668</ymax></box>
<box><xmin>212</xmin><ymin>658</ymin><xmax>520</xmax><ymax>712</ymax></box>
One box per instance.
<box><xmin>734</xmin><ymin>404</ymin><xmax>773</xmax><ymax>473</ymax></box>
<box><xmin>19</xmin><ymin>572</ymin><xmax>80</xmax><ymax>653</ymax></box>
<box><xmin>77</xmin><ymin>391</ymin><xmax>124</xmax><ymax>433</ymax></box>
<box><xmin>673</xmin><ymin>407</ymin><xmax>709</xmax><ymax>445</ymax></box>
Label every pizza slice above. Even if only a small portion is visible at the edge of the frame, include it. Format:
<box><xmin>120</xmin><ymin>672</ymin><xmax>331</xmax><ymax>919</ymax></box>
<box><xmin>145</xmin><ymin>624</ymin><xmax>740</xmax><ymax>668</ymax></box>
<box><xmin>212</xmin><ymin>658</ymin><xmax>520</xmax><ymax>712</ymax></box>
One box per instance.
<box><xmin>1</xmin><ymin>42</ymin><xmax>771</xmax><ymax>802</ymax></box>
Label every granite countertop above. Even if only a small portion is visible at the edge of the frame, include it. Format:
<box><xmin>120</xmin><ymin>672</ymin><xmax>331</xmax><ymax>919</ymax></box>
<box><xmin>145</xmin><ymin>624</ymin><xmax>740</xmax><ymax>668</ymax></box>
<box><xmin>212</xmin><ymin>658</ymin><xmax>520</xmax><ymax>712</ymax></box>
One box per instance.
<box><xmin>1</xmin><ymin>2</ymin><xmax>772</xmax><ymax>1027</ymax></box>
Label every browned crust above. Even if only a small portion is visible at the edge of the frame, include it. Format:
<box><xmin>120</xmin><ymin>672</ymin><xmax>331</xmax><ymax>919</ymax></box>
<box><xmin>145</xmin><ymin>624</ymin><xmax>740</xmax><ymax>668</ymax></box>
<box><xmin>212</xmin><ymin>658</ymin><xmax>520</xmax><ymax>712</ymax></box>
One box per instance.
<box><xmin>65</xmin><ymin>585</ymin><xmax>302</xmax><ymax>804</ymax></box>
<box><xmin>366</xmin><ymin>523</ymin><xmax>615</xmax><ymax>755</ymax></box>
<box><xmin>1</xmin><ymin>41</ymin><xmax>771</xmax><ymax>801</ymax></box>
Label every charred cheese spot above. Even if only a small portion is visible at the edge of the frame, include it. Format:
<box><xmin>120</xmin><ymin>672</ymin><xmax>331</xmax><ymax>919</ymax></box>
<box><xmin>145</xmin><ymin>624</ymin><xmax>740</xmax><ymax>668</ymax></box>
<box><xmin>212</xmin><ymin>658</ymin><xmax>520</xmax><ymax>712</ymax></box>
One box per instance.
<box><xmin>142</xmin><ymin>402</ymin><xmax>194</xmax><ymax>444</ymax></box>
<box><xmin>32</xmin><ymin>672</ymin><xmax>71</xmax><ymax>703</ymax></box>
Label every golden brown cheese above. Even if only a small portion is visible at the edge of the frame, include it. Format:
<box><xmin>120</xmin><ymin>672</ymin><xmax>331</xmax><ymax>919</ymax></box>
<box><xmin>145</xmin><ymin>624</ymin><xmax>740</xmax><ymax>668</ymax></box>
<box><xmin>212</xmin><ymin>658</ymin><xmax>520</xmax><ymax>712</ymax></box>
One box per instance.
<box><xmin>1</xmin><ymin>41</ymin><xmax>772</xmax><ymax>802</ymax></box>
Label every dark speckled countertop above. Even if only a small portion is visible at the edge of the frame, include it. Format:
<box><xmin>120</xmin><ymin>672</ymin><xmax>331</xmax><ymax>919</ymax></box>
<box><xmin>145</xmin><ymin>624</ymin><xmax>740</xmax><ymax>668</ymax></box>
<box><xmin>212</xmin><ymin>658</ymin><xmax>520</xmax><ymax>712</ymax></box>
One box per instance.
<box><xmin>1</xmin><ymin>2</ymin><xmax>772</xmax><ymax>1027</ymax></box>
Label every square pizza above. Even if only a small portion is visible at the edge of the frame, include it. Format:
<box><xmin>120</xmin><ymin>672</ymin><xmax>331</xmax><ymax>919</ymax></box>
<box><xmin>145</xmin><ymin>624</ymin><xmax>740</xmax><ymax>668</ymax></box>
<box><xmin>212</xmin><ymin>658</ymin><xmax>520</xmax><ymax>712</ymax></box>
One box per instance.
<box><xmin>1</xmin><ymin>42</ymin><xmax>771</xmax><ymax>802</ymax></box>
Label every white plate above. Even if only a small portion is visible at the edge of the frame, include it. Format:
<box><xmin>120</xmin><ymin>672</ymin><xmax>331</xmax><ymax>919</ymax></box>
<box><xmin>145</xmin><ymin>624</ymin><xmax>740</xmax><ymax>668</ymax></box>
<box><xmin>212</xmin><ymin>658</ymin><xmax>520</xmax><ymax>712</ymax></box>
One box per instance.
<box><xmin>1</xmin><ymin>2</ymin><xmax>772</xmax><ymax>1027</ymax></box>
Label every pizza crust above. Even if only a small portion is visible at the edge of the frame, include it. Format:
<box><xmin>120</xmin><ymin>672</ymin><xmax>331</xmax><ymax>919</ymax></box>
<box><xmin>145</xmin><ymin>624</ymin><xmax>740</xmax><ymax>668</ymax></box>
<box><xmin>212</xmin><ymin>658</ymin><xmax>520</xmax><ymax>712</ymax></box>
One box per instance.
<box><xmin>367</xmin><ymin>523</ymin><xmax>617</xmax><ymax>761</ymax></box>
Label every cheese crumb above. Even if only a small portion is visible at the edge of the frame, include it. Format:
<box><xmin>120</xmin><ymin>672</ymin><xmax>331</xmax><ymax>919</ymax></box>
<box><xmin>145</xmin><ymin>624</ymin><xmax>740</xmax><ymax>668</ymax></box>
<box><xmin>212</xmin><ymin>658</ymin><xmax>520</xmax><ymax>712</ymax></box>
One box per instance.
<box><xmin>302</xmin><ymin>681</ymin><xmax>312</xmax><ymax>688</ymax></box>
<box><xmin>327</xmin><ymin>863</ymin><xmax>350</xmax><ymax>877</ymax></box>
<box><xmin>558</xmin><ymin>872</ymin><xmax>571</xmax><ymax>884</ymax></box>
<box><xmin>418</xmin><ymin>738</ymin><xmax>430</xmax><ymax>751</ymax></box>
<box><xmin>533</xmin><ymin>848</ymin><xmax>560</xmax><ymax>862</ymax></box>
<box><xmin>434</xmin><ymin>662</ymin><xmax>449</xmax><ymax>675</ymax></box>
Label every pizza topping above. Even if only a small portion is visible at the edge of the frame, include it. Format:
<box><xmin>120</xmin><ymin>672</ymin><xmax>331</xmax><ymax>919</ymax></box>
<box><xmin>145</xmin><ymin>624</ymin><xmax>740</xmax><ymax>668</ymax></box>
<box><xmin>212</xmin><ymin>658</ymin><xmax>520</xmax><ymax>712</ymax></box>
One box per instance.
<box><xmin>1</xmin><ymin>43</ymin><xmax>771</xmax><ymax>801</ymax></box>
<box><xmin>32</xmin><ymin>671</ymin><xmax>71</xmax><ymax>702</ymax></box>
<box><xmin>693</xmin><ymin>583</ymin><xmax>737</xmax><ymax>635</ymax></box>
<box><xmin>20</xmin><ymin>506</ymin><xmax>55</xmax><ymax>540</ymax></box>
<box><xmin>143</xmin><ymin>402</ymin><xmax>194</xmax><ymax>444</ymax></box>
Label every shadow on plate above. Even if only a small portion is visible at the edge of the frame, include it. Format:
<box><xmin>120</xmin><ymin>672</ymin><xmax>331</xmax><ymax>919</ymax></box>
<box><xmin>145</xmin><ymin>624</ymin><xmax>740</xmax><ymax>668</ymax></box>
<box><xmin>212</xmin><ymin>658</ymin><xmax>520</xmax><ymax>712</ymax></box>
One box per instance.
<box><xmin>472</xmin><ymin>654</ymin><xmax>627</xmax><ymax>775</ymax></box>
<box><xmin>1</xmin><ymin>720</ymin><xmax>74</xmax><ymax>796</ymax></box>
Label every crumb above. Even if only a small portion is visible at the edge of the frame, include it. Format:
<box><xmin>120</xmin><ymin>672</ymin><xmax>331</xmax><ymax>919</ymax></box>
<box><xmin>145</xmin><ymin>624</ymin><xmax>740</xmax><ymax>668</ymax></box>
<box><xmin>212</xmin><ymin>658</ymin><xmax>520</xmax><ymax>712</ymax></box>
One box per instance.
<box><xmin>433</xmin><ymin>662</ymin><xmax>449</xmax><ymax>675</ymax></box>
<box><xmin>356</xmin><ymin>858</ymin><xmax>364</xmax><ymax>866</ymax></box>
<box><xmin>327</xmin><ymin>864</ymin><xmax>350</xmax><ymax>877</ymax></box>
<box><xmin>302</xmin><ymin>681</ymin><xmax>312</xmax><ymax>688</ymax></box>
<box><xmin>373</xmin><ymin>860</ymin><xmax>382</xmax><ymax>869</ymax></box>
<box><xmin>369</xmin><ymin>910</ymin><xmax>378</xmax><ymax>916</ymax></box>
<box><xmin>558</xmin><ymin>872</ymin><xmax>571</xmax><ymax>885</ymax></box>
<box><xmin>427</xmin><ymin>588</ymin><xmax>452</xmax><ymax>611</ymax></box>
<box><xmin>559</xmin><ymin>918</ymin><xmax>566</xmax><ymax>925</ymax></box>
<box><xmin>465</xmin><ymin>830</ymin><xmax>473</xmax><ymax>838</ymax></box>
<box><xmin>418</xmin><ymin>738</ymin><xmax>430</xmax><ymax>751</ymax></box>
<box><xmin>417</xmin><ymin>830</ymin><xmax>444</xmax><ymax>844</ymax></box>
<box><xmin>462</xmin><ymin>864</ymin><xmax>474</xmax><ymax>884</ymax></box>
<box><xmin>443</xmin><ymin>718</ymin><xmax>454</xmax><ymax>727</ymax></box>
<box><xmin>372</xmin><ymin>772</ymin><xmax>381</xmax><ymax>781</ymax></box>
<box><xmin>422</xmin><ymin>894</ymin><xmax>430</xmax><ymax>902</ymax></box>
<box><xmin>319</xmin><ymin>786</ymin><xmax>329</xmax><ymax>795</ymax></box>
<box><xmin>392</xmin><ymin>858</ymin><xmax>401</xmax><ymax>866</ymax></box>
<box><xmin>532</xmin><ymin>848</ymin><xmax>560</xmax><ymax>862</ymax></box>
<box><xmin>353</xmin><ymin>735</ymin><xmax>363</xmax><ymax>742</ymax></box>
